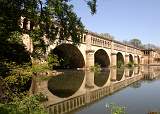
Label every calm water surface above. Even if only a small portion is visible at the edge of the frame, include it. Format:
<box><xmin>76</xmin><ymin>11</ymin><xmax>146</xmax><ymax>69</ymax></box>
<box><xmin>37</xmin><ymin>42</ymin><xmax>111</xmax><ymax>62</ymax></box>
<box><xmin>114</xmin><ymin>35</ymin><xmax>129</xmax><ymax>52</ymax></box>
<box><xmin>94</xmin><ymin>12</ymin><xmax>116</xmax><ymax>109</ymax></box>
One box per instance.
<box><xmin>31</xmin><ymin>66</ymin><xmax>160</xmax><ymax>114</ymax></box>
<box><xmin>69</xmin><ymin>79</ymin><xmax>160</xmax><ymax>114</ymax></box>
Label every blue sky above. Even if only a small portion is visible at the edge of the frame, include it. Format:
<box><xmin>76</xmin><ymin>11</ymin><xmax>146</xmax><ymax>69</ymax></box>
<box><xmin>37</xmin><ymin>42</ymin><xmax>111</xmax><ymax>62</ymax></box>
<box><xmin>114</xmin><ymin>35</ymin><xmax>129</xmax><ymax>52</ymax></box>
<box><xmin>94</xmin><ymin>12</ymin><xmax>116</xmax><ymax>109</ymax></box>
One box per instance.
<box><xmin>71</xmin><ymin>0</ymin><xmax>160</xmax><ymax>45</ymax></box>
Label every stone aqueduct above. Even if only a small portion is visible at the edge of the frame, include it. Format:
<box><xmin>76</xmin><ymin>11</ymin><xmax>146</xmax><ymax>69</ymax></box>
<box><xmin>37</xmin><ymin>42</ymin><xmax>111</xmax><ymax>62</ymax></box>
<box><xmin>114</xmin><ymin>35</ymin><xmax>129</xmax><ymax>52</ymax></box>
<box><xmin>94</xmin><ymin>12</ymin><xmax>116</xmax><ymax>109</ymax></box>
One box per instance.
<box><xmin>21</xmin><ymin>17</ymin><xmax>160</xmax><ymax>68</ymax></box>
<box><xmin>45</xmin><ymin>31</ymin><xmax>143</xmax><ymax>69</ymax></box>
<box><xmin>23</xmin><ymin>30</ymin><xmax>143</xmax><ymax>68</ymax></box>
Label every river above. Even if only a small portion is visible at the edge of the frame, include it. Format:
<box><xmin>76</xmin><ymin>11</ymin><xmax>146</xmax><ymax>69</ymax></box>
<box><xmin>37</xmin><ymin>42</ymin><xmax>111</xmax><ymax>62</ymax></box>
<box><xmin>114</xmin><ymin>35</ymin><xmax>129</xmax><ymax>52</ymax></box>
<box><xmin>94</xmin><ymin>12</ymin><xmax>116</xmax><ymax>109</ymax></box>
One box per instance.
<box><xmin>30</xmin><ymin>66</ymin><xmax>160</xmax><ymax>114</ymax></box>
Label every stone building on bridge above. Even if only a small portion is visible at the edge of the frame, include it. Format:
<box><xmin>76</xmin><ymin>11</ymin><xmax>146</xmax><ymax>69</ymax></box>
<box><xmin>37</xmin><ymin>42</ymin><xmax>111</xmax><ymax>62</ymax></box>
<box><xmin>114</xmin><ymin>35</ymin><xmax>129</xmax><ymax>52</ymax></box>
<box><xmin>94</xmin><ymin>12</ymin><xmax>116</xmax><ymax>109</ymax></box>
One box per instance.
<box><xmin>143</xmin><ymin>49</ymin><xmax>160</xmax><ymax>65</ymax></box>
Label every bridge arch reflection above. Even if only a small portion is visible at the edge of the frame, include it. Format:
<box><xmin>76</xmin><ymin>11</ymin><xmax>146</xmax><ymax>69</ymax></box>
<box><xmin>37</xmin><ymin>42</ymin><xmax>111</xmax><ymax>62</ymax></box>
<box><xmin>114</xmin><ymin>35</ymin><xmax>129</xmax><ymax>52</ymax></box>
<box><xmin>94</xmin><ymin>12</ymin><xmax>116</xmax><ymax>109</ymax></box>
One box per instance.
<box><xmin>48</xmin><ymin>70</ymin><xmax>85</xmax><ymax>98</ymax></box>
<box><xmin>94</xmin><ymin>69</ymin><xmax>110</xmax><ymax>87</ymax></box>
<box><xmin>116</xmin><ymin>68</ymin><xmax>125</xmax><ymax>81</ymax></box>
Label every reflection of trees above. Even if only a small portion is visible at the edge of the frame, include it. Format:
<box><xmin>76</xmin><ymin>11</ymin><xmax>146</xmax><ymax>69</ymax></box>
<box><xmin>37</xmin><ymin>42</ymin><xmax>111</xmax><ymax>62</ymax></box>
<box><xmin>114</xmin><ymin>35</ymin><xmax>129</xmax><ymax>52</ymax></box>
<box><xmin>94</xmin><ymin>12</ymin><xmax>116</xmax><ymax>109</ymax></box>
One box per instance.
<box><xmin>130</xmin><ymin>81</ymin><xmax>141</xmax><ymax>88</ymax></box>
<box><xmin>48</xmin><ymin>71</ymin><xmax>84</xmax><ymax>98</ymax></box>
<box><xmin>94</xmin><ymin>70</ymin><xmax>110</xmax><ymax>87</ymax></box>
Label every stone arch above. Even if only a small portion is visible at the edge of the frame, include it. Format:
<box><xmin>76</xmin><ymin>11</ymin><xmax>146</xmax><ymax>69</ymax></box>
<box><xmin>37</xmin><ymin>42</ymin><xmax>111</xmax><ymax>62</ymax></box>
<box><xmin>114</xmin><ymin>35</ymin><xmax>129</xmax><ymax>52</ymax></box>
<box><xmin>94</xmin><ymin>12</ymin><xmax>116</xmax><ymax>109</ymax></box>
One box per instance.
<box><xmin>94</xmin><ymin>49</ymin><xmax>110</xmax><ymax>67</ymax></box>
<box><xmin>117</xmin><ymin>52</ymin><xmax>124</xmax><ymax>67</ymax></box>
<box><xmin>129</xmin><ymin>54</ymin><xmax>134</xmax><ymax>63</ymax></box>
<box><xmin>50</xmin><ymin>44</ymin><xmax>85</xmax><ymax>69</ymax></box>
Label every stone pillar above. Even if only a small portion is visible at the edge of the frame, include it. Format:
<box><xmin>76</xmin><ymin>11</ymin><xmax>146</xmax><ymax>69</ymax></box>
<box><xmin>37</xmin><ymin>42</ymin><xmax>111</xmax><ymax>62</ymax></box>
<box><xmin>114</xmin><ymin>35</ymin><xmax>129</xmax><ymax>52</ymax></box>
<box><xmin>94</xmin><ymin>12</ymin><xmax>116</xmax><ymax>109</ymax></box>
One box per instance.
<box><xmin>85</xmin><ymin>32</ymin><xmax>95</xmax><ymax>69</ymax></box>
<box><xmin>125</xmin><ymin>54</ymin><xmax>129</xmax><ymax>65</ymax></box>
<box><xmin>134</xmin><ymin>56</ymin><xmax>138</xmax><ymax>65</ymax></box>
<box><xmin>111</xmin><ymin>41</ymin><xmax>114</xmax><ymax>52</ymax></box>
<box><xmin>111</xmin><ymin>53</ymin><xmax>117</xmax><ymax>67</ymax></box>
<box><xmin>141</xmin><ymin>57</ymin><xmax>144</xmax><ymax>65</ymax></box>
<box><xmin>134</xmin><ymin>67</ymin><xmax>139</xmax><ymax>74</ymax></box>
<box><xmin>86</xmin><ymin>50</ymin><xmax>94</xmax><ymax>69</ymax></box>
<box><xmin>110</xmin><ymin>68</ymin><xmax>117</xmax><ymax>81</ymax></box>
<box><xmin>85</xmin><ymin>71</ymin><xmax>94</xmax><ymax>88</ymax></box>
<box><xmin>125</xmin><ymin>68</ymin><xmax>130</xmax><ymax>77</ymax></box>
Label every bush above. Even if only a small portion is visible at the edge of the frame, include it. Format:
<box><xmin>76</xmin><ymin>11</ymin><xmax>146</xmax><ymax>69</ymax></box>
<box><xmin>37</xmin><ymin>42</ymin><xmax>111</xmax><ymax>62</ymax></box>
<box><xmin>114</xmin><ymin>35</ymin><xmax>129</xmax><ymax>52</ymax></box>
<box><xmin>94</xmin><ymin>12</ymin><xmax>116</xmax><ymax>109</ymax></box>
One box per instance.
<box><xmin>126</xmin><ymin>61</ymin><xmax>134</xmax><ymax>68</ymax></box>
<box><xmin>90</xmin><ymin>64</ymin><xmax>101</xmax><ymax>72</ymax></box>
<box><xmin>0</xmin><ymin>94</ymin><xmax>48</xmax><ymax>114</ymax></box>
<box><xmin>0</xmin><ymin>65</ymin><xmax>32</xmax><ymax>103</ymax></box>
<box><xmin>117</xmin><ymin>61</ymin><xmax>124</xmax><ymax>68</ymax></box>
<box><xmin>32</xmin><ymin>63</ymin><xmax>49</xmax><ymax>73</ymax></box>
<box><xmin>47</xmin><ymin>54</ymin><xmax>60</xmax><ymax>69</ymax></box>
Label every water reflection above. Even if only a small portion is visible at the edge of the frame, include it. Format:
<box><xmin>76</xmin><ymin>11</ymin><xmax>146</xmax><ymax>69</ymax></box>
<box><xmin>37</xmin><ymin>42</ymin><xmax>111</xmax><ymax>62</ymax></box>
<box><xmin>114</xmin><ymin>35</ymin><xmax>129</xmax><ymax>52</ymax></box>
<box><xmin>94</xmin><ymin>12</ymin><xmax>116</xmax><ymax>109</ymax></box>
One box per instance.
<box><xmin>48</xmin><ymin>70</ymin><xmax>85</xmax><ymax>98</ymax></box>
<box><xmin>94</xmin><ymin>69</ymin><xmax>110</xmax><ymax>87</ymax></box>
<box><xmin>30</xmin><ymin>66</ymin><xmax>160</xmax><ymax>114</ymax></box>
<box><xmin>116</xmin><ymin>68</ymin><xmax>124</xmax><ymax>81</ymax></box>
<box><xmin>85</xmin><ymin>71</ymin><xmax>94</xmax><ymax>88</ymax></box>
<box><xmin>129</xmin><ymin>68</ymin><xmax>134</xmax><ymax>77</ymax></box>
<box><xmin>130</xmin><ymin>81</ymin><xmax>142</xmax><ymax>88</ymax></box>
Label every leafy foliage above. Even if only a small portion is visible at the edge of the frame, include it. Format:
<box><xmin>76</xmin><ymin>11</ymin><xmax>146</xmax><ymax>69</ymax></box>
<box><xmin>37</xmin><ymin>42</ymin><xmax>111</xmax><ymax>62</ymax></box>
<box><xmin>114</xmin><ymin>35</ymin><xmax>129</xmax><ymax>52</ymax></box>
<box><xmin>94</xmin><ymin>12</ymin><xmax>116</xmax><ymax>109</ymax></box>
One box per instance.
<box><xmin>0</xmin><ymin>65</ymin><xmax>32</xmax><ymax>103</ymax></box>
<box><xmin>106</xmin><ymin>103</ymin><xmax>126</xmax><ymax>114</ymax></box>
<box><xmin>126</xmin><ymin>61</ymin><xmax>134</xmax><ymax>68</ymax></box>
<box><xmin>117</xmin><ymin>60</ymin><xmax>124</xmax><ymax>68</ymax></box>
<box><xmin>0</xmin><ymin>0</ymin><xmax>97</xmax><ymax>59</ymax></box>
<box><xmin>129</xmin><ymin>38</ymin><xmax>142</xmax><ymax>48</ymax></box>
<box><xmin>0</xmin><ymin>94</ymin><xmax>47</xmax><ymax>114</ymax></box>
<box><xmin>90</xmin><ymin>63</ymin><xmax>101</xmax><ymax>72</ymax></box>
<box><xmin>47</xmin><ymin>53</ymin><xmax>60</xmax><ymax>69</ymax></box>
<box><xmin>31</xmin><ymin>63</ymin><xmax>49</xmax><ymax>73</ymax></box>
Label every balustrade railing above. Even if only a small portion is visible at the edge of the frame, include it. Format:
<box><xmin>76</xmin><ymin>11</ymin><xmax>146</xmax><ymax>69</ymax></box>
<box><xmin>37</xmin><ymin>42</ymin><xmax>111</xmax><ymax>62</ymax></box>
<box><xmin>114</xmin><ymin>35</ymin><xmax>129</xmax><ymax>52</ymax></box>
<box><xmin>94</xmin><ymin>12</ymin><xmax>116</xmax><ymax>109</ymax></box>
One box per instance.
<box><xmin>90</xmin><ymin>36</ymin><xmax>111</xmax><ymax>48</ymax></box>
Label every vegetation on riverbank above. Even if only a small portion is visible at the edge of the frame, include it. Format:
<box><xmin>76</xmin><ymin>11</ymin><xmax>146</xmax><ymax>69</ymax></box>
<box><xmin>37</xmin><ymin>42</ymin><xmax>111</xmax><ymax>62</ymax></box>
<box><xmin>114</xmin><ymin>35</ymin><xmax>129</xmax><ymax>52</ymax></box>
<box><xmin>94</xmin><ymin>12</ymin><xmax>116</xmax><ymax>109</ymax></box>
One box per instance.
<box><xmin>0</xmin><ymin>94</ymin><xmax>48</xmax><ymax>114</ymax></box>
<box><xmin>90</xmin><ymin>64</ymin><xmax>101</xmax><ymax>72</ymax></box>
<box><xmin>0</xmin><ymin>0</ymin><xmax>97</xmax><ymax>113</ymax></box>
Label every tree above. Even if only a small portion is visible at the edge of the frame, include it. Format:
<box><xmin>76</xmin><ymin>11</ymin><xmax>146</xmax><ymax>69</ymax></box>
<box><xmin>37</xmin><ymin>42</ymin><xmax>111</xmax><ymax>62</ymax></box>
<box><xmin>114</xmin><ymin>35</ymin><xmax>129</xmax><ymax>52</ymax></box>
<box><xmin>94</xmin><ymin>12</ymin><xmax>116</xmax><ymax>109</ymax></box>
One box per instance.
<box><xmin>143</xmin><ymin>43</ymin><xmax>158</xmax><ymax>49</ymax></box>
<box><xmin>0</xmin><ymin>0</ymin><xmax>97</xmax><ymax>60</ymax></box>
<box><xmin>100</xmin><ymin>33</ymin><xmax>114</xmax><ymax>40</ymax></box>
<box><xmin>129</xmin><ymin>38</ymin><xmax>142</xmax><ymax>48</ymax></box>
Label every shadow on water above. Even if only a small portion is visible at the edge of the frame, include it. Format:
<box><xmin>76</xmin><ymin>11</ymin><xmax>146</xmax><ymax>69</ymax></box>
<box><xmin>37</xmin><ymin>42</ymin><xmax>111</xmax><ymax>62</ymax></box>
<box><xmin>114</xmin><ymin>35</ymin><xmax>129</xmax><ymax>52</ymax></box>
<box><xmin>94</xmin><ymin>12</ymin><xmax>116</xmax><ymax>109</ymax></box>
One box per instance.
<box><xmin>48</xmin><ymin>70</ymin><xmax>85</xmax><ymax>98</ymax></box>
<box><xmin>94</xmin><ymin>69</ymin><xmax>110</xmax><ymax>87</ymax></box>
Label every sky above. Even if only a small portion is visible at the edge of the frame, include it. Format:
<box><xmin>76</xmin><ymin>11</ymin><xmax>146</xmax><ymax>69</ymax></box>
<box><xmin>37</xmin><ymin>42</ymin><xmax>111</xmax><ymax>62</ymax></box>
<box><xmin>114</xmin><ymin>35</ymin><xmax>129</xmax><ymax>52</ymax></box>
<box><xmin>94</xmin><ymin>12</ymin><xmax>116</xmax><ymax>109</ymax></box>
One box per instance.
<box><xmin>71</xmin><ymin>0</ymin><xmax>160</xmax><ymax>46</ymax></box>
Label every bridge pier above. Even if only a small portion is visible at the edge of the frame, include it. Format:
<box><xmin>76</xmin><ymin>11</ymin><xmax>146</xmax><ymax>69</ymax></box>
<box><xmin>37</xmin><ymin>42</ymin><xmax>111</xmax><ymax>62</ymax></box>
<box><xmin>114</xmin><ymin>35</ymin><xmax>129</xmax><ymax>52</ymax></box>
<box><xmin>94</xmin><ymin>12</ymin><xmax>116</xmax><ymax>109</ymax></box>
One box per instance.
<box><xmin>85</xmin><ymin>71</ymin><xmax>95</xmax><ymax>88</ymax></box>
<box><xmin>134</xmin><ymin>56</ymin><xmax>138</xmax><ymax>64</ymax></box>
<box><xmin>111</xmin><ymin>68</ymin><xmax>117</xmax><ymax>81</ymax></box>
<box><xmin>111</xmin><ymin>53</ymin><xmax>117</xmax><ymax>67</ymax></box>
<box><xmin>141</xmin><ymin>57</ymin><xmax>144</xmax><ymax>65</ymax></box>
<box><xmin>86</xmin><ymin>50</ymin><xmax>95</xmax><ymax>69</ymax></box>
<box><xmin>125</xmin><ymin>54</ymin><xmax>129</xmax><ymax>65</ymax></box>
<box><xmin>125</xmin><ymin>68</ymin><xmax>130</xmax><ymax>77</ymax></box>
